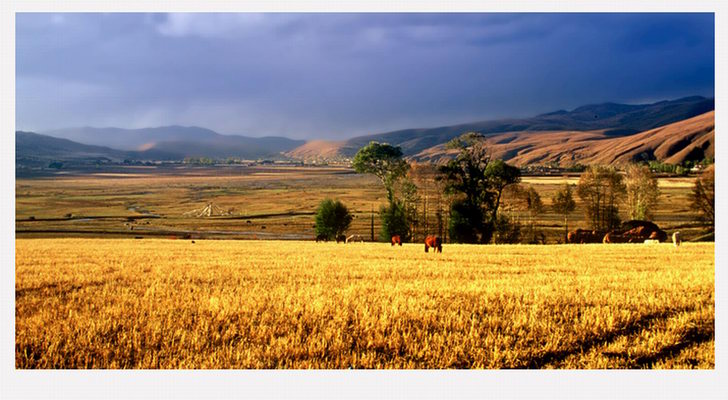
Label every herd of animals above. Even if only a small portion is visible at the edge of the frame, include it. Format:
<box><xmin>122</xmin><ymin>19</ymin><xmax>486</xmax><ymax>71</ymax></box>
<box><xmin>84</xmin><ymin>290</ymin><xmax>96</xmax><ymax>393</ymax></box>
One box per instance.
<box><xmin>314</xmin><ymin>220</ymin><xmax>683</xmax><ymax>252</ymax></box>
<box><xmin>567</xmin><ymin>220</ymin><xmax>682</xmax><ymax>247</ymax></box>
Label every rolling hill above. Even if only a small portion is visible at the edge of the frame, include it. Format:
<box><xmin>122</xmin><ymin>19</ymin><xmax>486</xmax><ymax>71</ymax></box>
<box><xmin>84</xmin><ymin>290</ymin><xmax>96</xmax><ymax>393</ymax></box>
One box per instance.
<box><xmin>16</xmin><ymin>131</ymin><xmax>188</xmax><ymax>166</ymax></box>
<box><xmin>412</xmin><ymin>111</ymin><xmax>714</xmax><ymax>166</ymax></box>
<box><xmin>284</xmin><ymin>140</ymin><xmax>347</xmax><ymax>161</ymax></box>
<box><xmin>16</xmin><ymin>131</ymin><xmax>129</xmax><ymax>165</ymax></box>
<box><xmin>42</xmin><ymin>125</ymin><xmax>305</xmax><ymax>159</ymax></box>
<box><xmin>285</xmin><ymin>96</ymin><xmax>714</xmax><ymax>162</ymax></box>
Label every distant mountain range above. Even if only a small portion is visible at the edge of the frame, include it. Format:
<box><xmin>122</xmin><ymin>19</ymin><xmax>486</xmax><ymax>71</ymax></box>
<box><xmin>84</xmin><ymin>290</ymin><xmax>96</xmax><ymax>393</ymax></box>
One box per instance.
<box><xmin>40</xmin><ymin>125</ymin><xmax>305</xmax><ymax>160</ymax></box>
<box><xmin>16</xmin><ymin>131</ymin><xmax>130</xmax><ymax>163</ymax></box>
<box><xmin>17</xmin><ymin>96</ymin><xmax>715</xmax><ymax>167</ymax></box>
<box><xmin>287</xmin><ymin>96</ymin><xmax>715</xmax><ymax>165</ymax></box>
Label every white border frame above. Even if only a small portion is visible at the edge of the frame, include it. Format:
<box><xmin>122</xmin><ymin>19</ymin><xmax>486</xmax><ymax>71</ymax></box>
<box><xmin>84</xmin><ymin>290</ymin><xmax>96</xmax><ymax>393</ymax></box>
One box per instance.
<box><xmin>2</xmin><ymin>2</ymin><xmax>725</xmax><ymax>399</ymax></box>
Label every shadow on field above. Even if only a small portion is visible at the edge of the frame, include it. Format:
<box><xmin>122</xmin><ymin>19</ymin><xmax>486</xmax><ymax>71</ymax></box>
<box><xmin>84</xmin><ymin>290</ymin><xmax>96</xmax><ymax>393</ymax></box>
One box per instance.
<box><xmin>517</xmin><ymin>306</ymin><xmax>707</xmax><ymax>368</ymax></box>
<box><xmin>15</xmin><ymin>280</ymin><xmax>108</xmax><ymax>299</ymax></box>
<box><xmin>620</xmin><ymin>323</ymin><xmax>714</xmax><ymax>368</ymax></box>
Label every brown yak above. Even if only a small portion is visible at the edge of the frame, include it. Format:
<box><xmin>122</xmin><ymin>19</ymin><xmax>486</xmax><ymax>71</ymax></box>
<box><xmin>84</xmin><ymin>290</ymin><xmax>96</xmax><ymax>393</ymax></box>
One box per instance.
<box><xmin>603</xmin><ymin>232</ymin><xmax>631</xmax><ymax>244</ymax></box>
<box><xmin>619</xmin><ymin>220</ymin><xmax>668</xmax><ymax>242</ymax></box>
<box><xmin>602</xmin><ymin>220</ymin><xmax>669</xmax><ymax>244</ymax></box>
<box><xmin>391</xmin><ymin>235</ymin><xmax>402</xmax><ymax>246</ymax></box>
<box><xmin>567</xmin><ymin>229</ymin><xmax>604</xmax><ymax>244</ymax></box>
<box><xmin>424</xmin><ymin>236</ymin><xmax>442</xmax><ymax>253</ymax></box>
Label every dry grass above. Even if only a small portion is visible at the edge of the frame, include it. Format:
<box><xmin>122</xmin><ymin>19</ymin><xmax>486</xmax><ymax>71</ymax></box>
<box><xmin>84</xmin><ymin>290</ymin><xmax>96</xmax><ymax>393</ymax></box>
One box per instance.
<box><xmin>16</xmin><ymin>166</ymin><xmax>708</xmax><ymax>243</ymax></box>
<box><xmin>16</xmin><ymin>239</ymin><xmax>714</xmax><ymax>369</ymax></box>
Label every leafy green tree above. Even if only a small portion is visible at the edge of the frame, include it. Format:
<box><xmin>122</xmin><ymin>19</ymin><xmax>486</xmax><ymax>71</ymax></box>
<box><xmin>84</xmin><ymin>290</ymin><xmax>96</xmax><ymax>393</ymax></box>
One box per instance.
<box><xmin>379</xmin><ymin>201</ymin><xmax>410</xmax><ymax>242</ymax></box>
<box><xmin>577</xmin><ymin>165</ymin><xmax>626</xmax><ymax>232</ymax></box>
<box><xmin>352</xmin><ymin>142</ymin><xmax>409</xmax><ymax>203</ymax></box>
<box><xmin>448</xmin><ymin>199</ymin><xmax>486</xmax><ymax>244</ymax></box>
<box><xmin>353</xmin><ymin>142</ymin><xmax>413</xmax><ymax>242</ymax></box>
<box><xmin>552</xmin><ymin>183</ymin><xmax>577</xmax><ymax>242</ymax></box>
<box><xmin>624</xmin><ymin>163</ymin><xmax>660</xmax><ymax>220</ymax></box>
<box><xmin>438</xmin><ymin>133</ymin><xmax>520</xmax><ymax>243</ymax></box>
<box><xmin>485</xmin><ymin>159</ymin><xmax>522</xmax><ymax>223</ymax></box>
<box><xmin>439</xmin><ymin>133</ymin><xmax>493</xmax><ymax>208</ymax></box>
<box><xmin>493</xmin><ymin>213</ymin><xmax>521</xmax><ymax>244</ymax></box>
<box><xmin>314</xmin><ymin>199</ymin><xmax>353</xmax><ymax>241</ymax></box>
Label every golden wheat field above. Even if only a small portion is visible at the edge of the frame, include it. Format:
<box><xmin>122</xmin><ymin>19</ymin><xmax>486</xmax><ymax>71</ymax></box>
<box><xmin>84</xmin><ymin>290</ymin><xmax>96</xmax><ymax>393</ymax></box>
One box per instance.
<box><xmin>15</xmin><ymin>238</ymin><xmax>714</xmax><ymax>369</ymax></box>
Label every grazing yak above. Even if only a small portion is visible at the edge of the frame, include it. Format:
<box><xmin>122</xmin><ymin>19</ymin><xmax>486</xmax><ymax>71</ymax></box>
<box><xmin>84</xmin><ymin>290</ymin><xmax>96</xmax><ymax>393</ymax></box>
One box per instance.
<box><xmin>567</xmin><ymin>229</ymin><xmax>604</xmax><ymax>244</ymax></box>
<box><xmin>602</xmin><ymin>220</ymin><xmax>669</xmax><ymax>244</ymax></box>
<box><xmin>391</xmin><ymin>235</ymin><xmax>402</xmax><ymax>246</ymax></box>
<box><xmin>673</xmin><ymin>231</ymin><xmax>682</xmax><ymax>247</ymax></box>
<box><xmin>621</xmin><ymin>220</ymin><xmax>668</xmax><ymax>242</ymax></box>
<box><xmin>335</xmin><ymin>234</ymin><xmax>347</xmax><ymax>243</ymax></box>
<box><xmin>602</xmin><ymin>232</ymin><xmax>631</xmax><ymax>243</ymax></box>
<box><xmin>424</xmin><ymin>236</ymin><xmax>442</xmax><ymax>253</ymax></box>
<box><xmin>315</xmin><ymin>233</ymin><xmax>328</xmax><ymax>242</ymax></box>
<box><xmin>346</xmin><ymin>234</ymin><xmax>365</xmax><ymax>243</ymax></box>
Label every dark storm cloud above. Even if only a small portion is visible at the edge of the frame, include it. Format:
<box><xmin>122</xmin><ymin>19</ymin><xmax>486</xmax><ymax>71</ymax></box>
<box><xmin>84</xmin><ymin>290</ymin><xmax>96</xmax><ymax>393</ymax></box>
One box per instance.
<box><xmin>16</xmin><ymin>13</ymin><xmax>714</xmax><ymax>139</ymax></box>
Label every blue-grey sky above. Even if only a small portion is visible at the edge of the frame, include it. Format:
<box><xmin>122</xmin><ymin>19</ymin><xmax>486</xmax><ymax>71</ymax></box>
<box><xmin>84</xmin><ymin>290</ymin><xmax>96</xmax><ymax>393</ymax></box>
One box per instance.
<box><xmin>16</xmin><ymin>13</ymin><xmax>714</xmax><ymax>140</ymax></box>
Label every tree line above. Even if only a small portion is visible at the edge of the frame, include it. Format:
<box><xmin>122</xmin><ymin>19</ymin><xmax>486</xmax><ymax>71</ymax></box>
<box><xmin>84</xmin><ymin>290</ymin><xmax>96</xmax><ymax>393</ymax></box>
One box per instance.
<box><xmin>314</xmin><ymin>133</ymin><xmax>715</xmax><ymax>243</ymax></box>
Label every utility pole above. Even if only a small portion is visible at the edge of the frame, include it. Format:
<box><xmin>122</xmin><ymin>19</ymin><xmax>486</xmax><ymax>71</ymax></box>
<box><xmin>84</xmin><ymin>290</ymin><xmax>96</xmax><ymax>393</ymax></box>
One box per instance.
<box><xmin>370</xmin><ymin>204</ymin><xmax>375</xmax><ymax>242</ymax></box>
<box><xmin>423</xmin><ymin>194</ymin><xmax>428</xmax><ymax>239</ymax></box>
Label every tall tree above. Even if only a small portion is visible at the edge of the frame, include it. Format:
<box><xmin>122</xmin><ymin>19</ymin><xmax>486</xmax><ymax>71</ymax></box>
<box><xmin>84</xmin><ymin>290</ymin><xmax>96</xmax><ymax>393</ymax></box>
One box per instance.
<box><xmin>691</xmin><ymin>165</ymin><xmax>715</xmax><ymax>230</ymax></box>
<box><xmin>576</xmin><ymin>165</ymin><xmax>626</xmax><ymax>232</ymax></box>
<box><xmin>624</xmin><ymin>163</ymin><xmax>660</xmax><ymax>220</ymax></box>
<box><xmin>439</xmin><ymin>133</ymin><xmax>493</xmax><ymax>207</ymax></box>
<box><xmin>438</xmin><ymin>132</ymin><xmax>521</xmax><ymax>244</ymax></box>
<box><xmin>352</xmin><ymin>142</ymin><xmax>409</xmax><ymax>204</ymax></box>
<box><xmin>485</xmin><ymin>159</ymin><xmax>522</xmax><ymax>223</ymax></box>
<box><xmin>552</xmin><ymin>183</ymin><xmax>577</xmax><ymax>242</ymax></box>
<box><xmin>524</xmin><ymin>186</ymin><xmax>544</xmax><ymax>215</ymax></box>
<box><xmin>353</xmin><ymin>141</ymin><xmax>412</xmax><ymax>242</ymax></box>
<box><xmin>398</xmin><ymin>178</ymin><xmax>420</xmax><ymax>239</ymax></box>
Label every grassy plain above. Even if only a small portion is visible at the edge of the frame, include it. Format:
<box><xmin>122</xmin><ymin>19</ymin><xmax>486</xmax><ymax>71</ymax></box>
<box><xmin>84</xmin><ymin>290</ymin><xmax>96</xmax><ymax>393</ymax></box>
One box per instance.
<box><xmin>16</xmin><ymin>239</ymin><xmax>714</xmax><ymax>369</ymax></box>
<box><xmin>15</xmin><ymin>165</ymin><xmax>709</xmax><ymax>242</ymax></box>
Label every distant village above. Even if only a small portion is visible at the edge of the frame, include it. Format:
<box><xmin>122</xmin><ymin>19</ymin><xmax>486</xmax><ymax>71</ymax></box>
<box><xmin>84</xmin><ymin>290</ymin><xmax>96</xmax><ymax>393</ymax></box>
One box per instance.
<box><xmin>19</xmin><ymin>153</ymin><xmax>713</xmax><ymax>178</ymax></box>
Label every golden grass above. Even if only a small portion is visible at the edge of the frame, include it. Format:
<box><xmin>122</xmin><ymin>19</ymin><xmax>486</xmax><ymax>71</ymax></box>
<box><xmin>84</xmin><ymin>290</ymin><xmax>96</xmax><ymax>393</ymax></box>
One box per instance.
<box><xmin>16</xmin><ymin>239</ymin><xmax>714</xmax><ymax>369</ymax></box>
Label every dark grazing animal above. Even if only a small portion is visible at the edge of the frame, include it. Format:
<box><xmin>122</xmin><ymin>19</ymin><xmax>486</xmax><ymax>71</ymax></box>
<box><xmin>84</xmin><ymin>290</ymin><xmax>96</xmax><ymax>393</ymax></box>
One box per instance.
<box><xmin>620</xmin><ymin>220</ymin><xmax>668</xmax><ymax>242</ymax></box>
<box><xmin>315</xmin><ymin>233</ymin><xmax>328</xmax><ymax>242</ymax></box>
<box><xmin>602</xmin><ymin>220</ymin><xmax>669</xmax><ymax>244</ymax></box>
<box><xmin>603</xmin><ymin>232</ymin><xmax>630</xmax><ymax>244</ymax></box>
<box><xmin>391</xmin><ymin>235</ymin><xmax>402</xmax><ymax>246</ymax></box>
<box><xmin>567</xmin><ymin>229</ymin><xmax>604</xmax><ymax>244</ymax></box>
<box><xmin>336</xmin><ymin>234</ymin><xmax>347</xmax><ymax>243</ymax></box>
<box><xmin>424</xmin><ymin>236</ymin><xmax>442</xmax><ymax>253</ymax></box>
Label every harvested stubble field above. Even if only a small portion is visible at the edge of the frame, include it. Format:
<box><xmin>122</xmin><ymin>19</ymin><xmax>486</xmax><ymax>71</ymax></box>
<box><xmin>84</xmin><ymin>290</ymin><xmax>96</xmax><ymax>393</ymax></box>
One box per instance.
<box><xmin>16</xmin><ymin>239</ymin><xmax>714</xmax><ymax>369</ymax></box>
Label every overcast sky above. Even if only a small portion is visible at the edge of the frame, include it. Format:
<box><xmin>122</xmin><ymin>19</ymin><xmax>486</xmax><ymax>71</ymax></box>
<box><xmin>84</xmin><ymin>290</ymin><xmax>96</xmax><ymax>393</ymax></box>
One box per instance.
<box><xmin>16</xmin><ymin>13</ymin><xmax>714</xmax><ymax>139</ymax></box>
